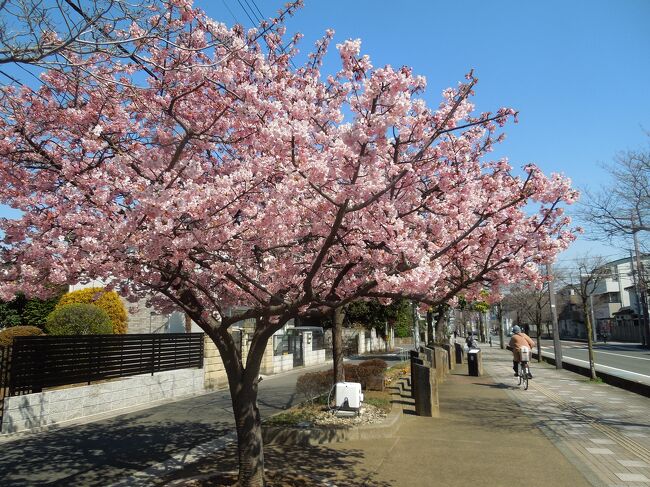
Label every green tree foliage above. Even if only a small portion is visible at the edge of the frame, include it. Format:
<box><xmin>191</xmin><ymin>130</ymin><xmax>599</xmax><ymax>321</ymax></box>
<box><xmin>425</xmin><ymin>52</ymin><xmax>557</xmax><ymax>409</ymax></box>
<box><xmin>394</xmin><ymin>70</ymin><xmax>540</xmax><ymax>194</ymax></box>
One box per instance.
<box><xmin>0</xmin><ymin>302</ymin><xmax>21</xmax><ymax>328</ymax></box>
<box><xmin>46</xmin><ymin>303</ymin><xmax>113</xmax><ymax>335</ymax></box>
<box><xmin>345</xmin><ymin>299</ymin><xmax>413</xmax><ymax>338</ymax></box>
<box><xmin>0</xmin><ymin>290</ymin><xmax>64</xmax><ymax>330</ymax></box>
<box><xmin>22</xmin><ymin>295</ymin><xmax>60</xmax><ymax>328</ymax></box>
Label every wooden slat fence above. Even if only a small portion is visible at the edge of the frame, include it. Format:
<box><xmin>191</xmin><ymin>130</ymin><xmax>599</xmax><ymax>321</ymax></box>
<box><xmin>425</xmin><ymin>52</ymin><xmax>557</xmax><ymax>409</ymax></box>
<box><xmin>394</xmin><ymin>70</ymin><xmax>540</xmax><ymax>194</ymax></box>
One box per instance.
<box><xmin>7</xmin><ymin>333</ymin><xmax>204</xmax><ymax>397</ymax></box>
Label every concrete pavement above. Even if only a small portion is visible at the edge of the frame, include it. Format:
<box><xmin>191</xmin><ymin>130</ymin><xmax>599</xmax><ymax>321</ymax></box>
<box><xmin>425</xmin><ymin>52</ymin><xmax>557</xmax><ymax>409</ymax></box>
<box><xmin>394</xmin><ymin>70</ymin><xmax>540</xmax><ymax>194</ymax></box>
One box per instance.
<box><xmin>0</xmin><ymin>361</ymin><xmax>332</xmax><ymax>486</ymax></box>
<box><xmin>3</xmin><ymin>345</ymin><xmax>650</xmax><ymax>486</ymax></box>
<box><xmin>320</xmin><ymin>345</ymin><xmax>650</xmax><ymax>487</ymax></box>
<box><xmin>152</xmin><ymin>345</ymin><xmax>649</xmax><ymax>486</ymax></box>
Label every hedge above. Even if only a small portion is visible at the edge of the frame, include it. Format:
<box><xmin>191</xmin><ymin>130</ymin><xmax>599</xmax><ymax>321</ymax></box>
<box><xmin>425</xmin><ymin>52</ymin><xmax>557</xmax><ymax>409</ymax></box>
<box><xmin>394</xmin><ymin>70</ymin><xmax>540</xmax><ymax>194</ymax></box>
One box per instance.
<box><xmin>295</xmin><ymin>361</ymin><xmax>387</xmax><ymax>402</ymax></box>
<box><xmin>0</xmin><ymin>325</ymin><xmax>45</xmax><ymax>348</ymax></box>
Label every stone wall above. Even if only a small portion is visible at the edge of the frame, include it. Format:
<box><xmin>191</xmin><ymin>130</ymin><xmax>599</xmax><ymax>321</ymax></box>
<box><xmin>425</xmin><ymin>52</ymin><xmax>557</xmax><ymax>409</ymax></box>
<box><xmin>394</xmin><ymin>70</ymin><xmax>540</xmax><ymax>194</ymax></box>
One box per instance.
<box><xmin>1</xmin><ymin>368</ymin><xmax>204</xmax><ymax>434</ymax></box>
<box><xmin>302</xmin><ymin>331</ymin><xmax>326</xmax><ymax>366</ymax></box>
<box><xmin>272</xmin><ymin>354</ymin><xmax>293</xmax><ymax>373</ymax></box>
<box><xmin>203</xmin><ymin>336</ymin><xmax>228</xmax><ymax>391</ymax></box>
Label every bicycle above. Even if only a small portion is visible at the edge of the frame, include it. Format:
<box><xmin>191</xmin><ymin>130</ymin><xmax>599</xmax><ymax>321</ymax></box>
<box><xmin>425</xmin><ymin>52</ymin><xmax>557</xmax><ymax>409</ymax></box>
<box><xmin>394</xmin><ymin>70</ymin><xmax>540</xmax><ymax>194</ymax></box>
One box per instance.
<box><xmin>516</xmin><ymin>346</ymin><xmax>532</xmax><ymax>390</ymax></box>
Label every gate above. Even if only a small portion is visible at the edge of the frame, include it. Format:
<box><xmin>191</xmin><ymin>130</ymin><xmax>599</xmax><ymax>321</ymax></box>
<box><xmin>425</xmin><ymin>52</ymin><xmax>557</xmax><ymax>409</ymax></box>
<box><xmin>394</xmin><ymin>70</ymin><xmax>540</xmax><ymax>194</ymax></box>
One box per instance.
<box><xmin>289</xmin><ymin>332</ymin><xmax>304</xmax><ymax>367</ymax></box>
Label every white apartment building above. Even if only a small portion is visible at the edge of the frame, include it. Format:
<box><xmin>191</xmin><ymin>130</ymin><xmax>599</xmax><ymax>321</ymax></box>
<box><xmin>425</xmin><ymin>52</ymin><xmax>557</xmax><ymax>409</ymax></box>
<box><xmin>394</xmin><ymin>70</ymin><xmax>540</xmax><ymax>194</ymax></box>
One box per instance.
<box><xmin>588</xmin><ymin>256</ymin><xmax>648</xmax><ymax>342</ymax></box>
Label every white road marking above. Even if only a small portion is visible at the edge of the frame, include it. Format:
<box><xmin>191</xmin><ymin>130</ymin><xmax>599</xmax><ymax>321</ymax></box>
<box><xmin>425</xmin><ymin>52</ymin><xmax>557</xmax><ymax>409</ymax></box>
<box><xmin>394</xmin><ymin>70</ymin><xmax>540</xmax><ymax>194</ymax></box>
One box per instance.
<box><xmin>538</xmin><ymin>351</ymin><xmax>650</xmax><ymax>379</ymax></box>
<box><xmin>540</xmin><ymin>345</ymin><xmax>650</xmax><ymax>362</ymax></box>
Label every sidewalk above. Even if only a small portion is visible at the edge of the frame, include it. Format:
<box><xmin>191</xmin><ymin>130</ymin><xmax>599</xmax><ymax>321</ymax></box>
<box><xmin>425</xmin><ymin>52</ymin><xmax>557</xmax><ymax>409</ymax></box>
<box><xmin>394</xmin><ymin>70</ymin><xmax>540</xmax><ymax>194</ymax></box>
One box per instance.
<box><xmin>320</xmin><ymin>345</ymin><xmax>650</xmax><ymax>486</ymax></box>
<box><xmin>162</xmin><ymin>345</ymin><xmax>650</xmax><ymax>486</ymax></box>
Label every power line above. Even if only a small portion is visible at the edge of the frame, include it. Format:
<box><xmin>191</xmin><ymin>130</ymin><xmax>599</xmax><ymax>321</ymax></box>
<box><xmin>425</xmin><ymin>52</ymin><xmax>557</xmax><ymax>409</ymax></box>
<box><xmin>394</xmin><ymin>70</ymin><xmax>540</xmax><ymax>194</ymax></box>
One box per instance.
<box><xmin>243</xmin><ymin>0</ymin><xmax>263</xmax><ymax>24</ymax></box>
<box><xmin>220</xmin><ymin>0</ymin><xmax>239</xmax><ymax>24</ymax></box>
<box><xmin>235</xmin><ymin>0</ymin><xmax>256</xmax><ymax>25</ymax></box>
<box><xmin>249</xmin><ymin>0</ymin><xmax>265</xmax><ymax>20</ymax></box>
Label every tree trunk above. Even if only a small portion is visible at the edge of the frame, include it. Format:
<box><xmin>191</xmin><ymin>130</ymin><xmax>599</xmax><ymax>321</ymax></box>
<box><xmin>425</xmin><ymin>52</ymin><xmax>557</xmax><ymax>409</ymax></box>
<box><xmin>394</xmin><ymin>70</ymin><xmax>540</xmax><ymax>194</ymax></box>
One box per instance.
<box><xmin>435</xmin><ymin>310</ymin><xmax>446</xmax><ymax>343</ymax></box>
<box><xmin>536</xmin><ymin>313</ymin><xmax>542</xmax><ymax>363</ymax></box>
<box><xmin>582</xmin><ymin>303</ymin><xmax>597</xmax><ymax>380</ymax></box>
<box><xmin>460</xmin><ymin>310</ymin><xmax>466</xmax><ymax>336</ymax></box>
<box><xmin>478</xmin><ymin>312</ymin><xmax>486</xmax><ymax>343</ymax></box>
<box><xmin>497</xmin><ymin>304</ymin><xmax>505</xmax><ymax>349</ymax></box>
<box><xmin>233</xmin><ymin>384</ymin><xmax>265</xmax><ymax>487</ymax></box>
<box><xmin>209</xmin><ymin>318</ymin><xmax>277</xmax><ymax>487</ymax></box>
<box><xmin>332</xmin><ymin>307</ymin><xmax>345</xmax><ymax>383</ymax></box>
<box><xmin>184</xmin><ymin>312</ymin><xmax>192</xmax><ymax>333</ymax></box>
<box><xmin>426</xmin><ymin>308</ymin><xmax>434</xmax><ymax>346</ymax></box>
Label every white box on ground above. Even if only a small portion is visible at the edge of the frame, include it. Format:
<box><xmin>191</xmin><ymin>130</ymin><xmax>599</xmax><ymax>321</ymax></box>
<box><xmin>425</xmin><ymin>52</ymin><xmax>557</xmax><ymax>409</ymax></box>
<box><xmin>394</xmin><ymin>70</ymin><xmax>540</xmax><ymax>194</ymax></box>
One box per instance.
<box><xmin>335</xmin><ymin>382</ymin><xmax>364</xmax><ymax>410</ymax></box>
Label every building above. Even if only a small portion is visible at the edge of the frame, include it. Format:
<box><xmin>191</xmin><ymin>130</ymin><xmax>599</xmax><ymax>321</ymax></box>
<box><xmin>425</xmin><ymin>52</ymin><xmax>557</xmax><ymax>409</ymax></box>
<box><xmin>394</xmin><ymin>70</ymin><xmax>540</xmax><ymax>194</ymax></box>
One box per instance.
<box><xmin>558</xmin><ymin>256</ymin><xmax>649</xmax><ymax>342</ymax></box>
<box><xmin>556</xmin><ymin>284</ymin><xmax>584</xmax><ymax>338</ymax></box>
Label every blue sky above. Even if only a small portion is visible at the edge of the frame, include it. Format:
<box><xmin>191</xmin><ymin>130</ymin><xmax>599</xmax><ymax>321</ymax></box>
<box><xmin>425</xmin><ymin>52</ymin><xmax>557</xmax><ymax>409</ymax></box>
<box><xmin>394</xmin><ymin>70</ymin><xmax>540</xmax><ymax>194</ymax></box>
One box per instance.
<box><xmin>2</xmin><ymin>0</ymin><xmax>649</xmax><ymax>266</ymax></box>
<box><xmin>202</xmin><ymin>0</ymin><xmax>650</xmax><ymax>264</ymax></box>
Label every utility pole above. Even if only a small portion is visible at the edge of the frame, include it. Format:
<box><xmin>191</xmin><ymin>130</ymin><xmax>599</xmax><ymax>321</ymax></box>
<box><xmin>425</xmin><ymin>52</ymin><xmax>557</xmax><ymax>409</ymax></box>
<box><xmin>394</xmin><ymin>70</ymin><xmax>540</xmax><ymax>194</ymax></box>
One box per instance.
<box><xmin>546</xmin><ymin>263</ymin><xmax>563</xmax><ymax>369</ymax></box>
<box><xmin>632</xmin><ymin>227</ymin><xmax>650</xmax><ymax>347</ymax></box>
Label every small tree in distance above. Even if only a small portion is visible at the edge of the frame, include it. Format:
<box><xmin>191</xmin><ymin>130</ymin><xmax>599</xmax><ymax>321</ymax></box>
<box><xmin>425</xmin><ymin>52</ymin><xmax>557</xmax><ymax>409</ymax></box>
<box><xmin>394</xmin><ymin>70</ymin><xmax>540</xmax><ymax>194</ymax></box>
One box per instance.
<box><xmin>564</xmin><ymin>255</ymin><xmax>608</xmax><ymax>380</ymax></box>
<box><xmin>0</xmin><ymin>1</ymin><xmax>579</xmax><ymax>484</ymax></box>
<box><xmin>502</xmin><ymin>282</ymin><xmax>551</xmax><ymax>361</ymax></box>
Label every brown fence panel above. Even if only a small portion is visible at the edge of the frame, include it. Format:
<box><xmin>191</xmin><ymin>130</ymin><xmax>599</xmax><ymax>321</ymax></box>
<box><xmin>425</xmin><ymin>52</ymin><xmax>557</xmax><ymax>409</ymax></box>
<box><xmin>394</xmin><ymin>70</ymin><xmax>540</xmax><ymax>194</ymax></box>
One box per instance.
<box><xmin>8</xmin><ymin>333</ymin><xmax>204</xmax><ymax>396</ymax></box>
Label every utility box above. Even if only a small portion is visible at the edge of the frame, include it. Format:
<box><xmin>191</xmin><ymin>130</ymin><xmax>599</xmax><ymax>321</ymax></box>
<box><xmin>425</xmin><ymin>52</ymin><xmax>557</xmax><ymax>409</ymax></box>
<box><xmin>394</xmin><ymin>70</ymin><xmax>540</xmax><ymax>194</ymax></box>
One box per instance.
<box><xmin>335</xmin><ymin>382</ymin><xmax>364</xmax><ymax>411</ymax></box>
<box><xmin>467</xmin><ymin>349</ymin><xmax>483</xmax><ymax>376</ymax></box>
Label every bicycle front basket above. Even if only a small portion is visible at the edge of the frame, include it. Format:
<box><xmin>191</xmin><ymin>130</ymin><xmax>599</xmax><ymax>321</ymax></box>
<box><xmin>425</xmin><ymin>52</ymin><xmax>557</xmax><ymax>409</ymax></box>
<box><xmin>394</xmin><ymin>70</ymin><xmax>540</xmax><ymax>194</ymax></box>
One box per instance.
<box><xmin>519</xmin><ymin>346</ymin><xmax>531</xmax><ymax>362</ymax></box>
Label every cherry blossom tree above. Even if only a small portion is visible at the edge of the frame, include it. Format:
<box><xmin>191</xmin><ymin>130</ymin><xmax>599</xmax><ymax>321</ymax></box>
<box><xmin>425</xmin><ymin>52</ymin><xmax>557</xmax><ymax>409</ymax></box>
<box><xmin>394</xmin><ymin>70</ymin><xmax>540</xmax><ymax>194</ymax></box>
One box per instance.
<box><xmin>0</xmin><ymin>1</ymin><xmax>578</xmax><ymax>484</ymax></box>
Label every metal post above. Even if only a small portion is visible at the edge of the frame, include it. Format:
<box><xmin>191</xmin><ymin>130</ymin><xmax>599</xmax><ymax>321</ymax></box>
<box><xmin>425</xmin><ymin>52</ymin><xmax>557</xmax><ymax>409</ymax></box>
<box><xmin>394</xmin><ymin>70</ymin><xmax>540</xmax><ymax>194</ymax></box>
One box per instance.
<box><xmin>546</xmin><ymin>264</ymin><xmax>563</xmax><ymax>369</ymax></box>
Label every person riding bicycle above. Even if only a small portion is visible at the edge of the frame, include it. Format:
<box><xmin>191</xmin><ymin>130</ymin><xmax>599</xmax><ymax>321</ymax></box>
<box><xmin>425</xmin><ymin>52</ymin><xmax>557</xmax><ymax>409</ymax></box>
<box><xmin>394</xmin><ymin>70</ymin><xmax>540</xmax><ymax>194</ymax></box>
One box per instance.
<box><xmin>507</xmin><ymin>325</ymin><xmax>535</xmax><ymax>378</ymax></box>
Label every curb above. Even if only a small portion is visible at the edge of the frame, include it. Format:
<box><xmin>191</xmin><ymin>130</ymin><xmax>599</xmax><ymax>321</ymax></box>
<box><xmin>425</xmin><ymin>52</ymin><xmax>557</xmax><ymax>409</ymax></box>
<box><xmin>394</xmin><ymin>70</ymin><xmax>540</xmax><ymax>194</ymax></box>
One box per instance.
<box><xmin>532</xmin><ymin>352</ymin><xmax>650</xmax><ymax>398</ymax></box>
<box><xmin>262</xmin><ymin>380</ymin><xmax>406</xmax><ymax>447</ymax></box>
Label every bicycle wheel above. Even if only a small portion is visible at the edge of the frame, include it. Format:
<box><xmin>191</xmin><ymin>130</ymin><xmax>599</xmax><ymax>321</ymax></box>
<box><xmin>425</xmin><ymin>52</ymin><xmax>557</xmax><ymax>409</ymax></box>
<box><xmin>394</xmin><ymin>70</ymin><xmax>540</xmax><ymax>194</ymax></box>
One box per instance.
<box><xmin>523</xmin><ymin>364</ymin><xmax>529</xmax><ymax>390</ymax></box>
<box><xmin>517</xmin><ymin>363</ymin><xmax>523</xmax><ymax>386</ymax></box>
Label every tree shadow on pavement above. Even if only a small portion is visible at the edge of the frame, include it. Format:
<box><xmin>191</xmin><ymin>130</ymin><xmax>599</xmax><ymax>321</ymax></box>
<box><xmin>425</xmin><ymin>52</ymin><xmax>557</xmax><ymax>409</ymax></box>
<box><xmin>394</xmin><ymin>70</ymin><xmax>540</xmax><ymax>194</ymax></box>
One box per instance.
<box><xmin>160</xmin><ymin>441</ymin><xmax>393</xmax><ymax>487</ymax></box>
<box><xmin>0</xmin><ymin>410</ymin><xmax>232</xmax><ymax>487</ymax></box>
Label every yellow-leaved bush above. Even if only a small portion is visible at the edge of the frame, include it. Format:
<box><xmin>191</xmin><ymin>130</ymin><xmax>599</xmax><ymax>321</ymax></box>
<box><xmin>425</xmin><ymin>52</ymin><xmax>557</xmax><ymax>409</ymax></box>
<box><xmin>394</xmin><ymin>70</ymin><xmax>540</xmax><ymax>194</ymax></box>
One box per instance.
<box><xmin>56</xmin><ymin>288</ymin><xmax>128</xmax><ymax>334</ymax></box>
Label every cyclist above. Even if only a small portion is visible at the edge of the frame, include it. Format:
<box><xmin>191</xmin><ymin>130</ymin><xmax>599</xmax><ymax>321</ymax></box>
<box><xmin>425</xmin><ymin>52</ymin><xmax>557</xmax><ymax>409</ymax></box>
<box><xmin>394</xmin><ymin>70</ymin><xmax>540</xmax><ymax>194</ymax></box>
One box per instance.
<box><xmin>507</xmin><ymin>325</ymin><xmax>535</xmax><ymax>378</ymax></box>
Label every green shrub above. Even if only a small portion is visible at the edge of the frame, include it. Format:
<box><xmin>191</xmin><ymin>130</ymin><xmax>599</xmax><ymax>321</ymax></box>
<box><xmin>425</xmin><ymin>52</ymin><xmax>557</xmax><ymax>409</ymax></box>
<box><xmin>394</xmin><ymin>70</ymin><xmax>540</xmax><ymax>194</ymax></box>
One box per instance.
<box><xmin>296</xmin><ymin>371</ymin><xmax>333</xmax><ymax>402</ymax></box>
<box><xmin>46</xmin><ymin>303</ymin><xmax>113</xmax><ymax>335</ymax></box>
<box><xmin>0</xmin><ymin>302</ymin><xmax>21</xmax><ymax>328</ymax></box>
<box><xmin>0</xmin><ymin>325</ymin><xmax>45</xmax><ymax>347</ymax></box>
<box><xmin>346</xmin><ymin>362</ymin><xmax>386</xmax><ymax>391</ymax></box>
<box><xmin>56</xmin><ymin>288</ymin><xmax>128</xmax><ymax>334</ymax></box>
<box><xmin>358</xmin><ymin>359</ymin><xmax>388</xmax><ymax>370</ymax></box>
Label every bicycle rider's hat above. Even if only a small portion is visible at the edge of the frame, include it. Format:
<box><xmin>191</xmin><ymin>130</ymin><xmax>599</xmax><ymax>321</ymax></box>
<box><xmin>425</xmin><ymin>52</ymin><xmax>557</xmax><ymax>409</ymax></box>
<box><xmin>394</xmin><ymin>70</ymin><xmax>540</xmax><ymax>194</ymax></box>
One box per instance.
<box><xmin>512</xmin><ymin>325</ymin><xmax>521</xmax><ymax>334</ymax></box>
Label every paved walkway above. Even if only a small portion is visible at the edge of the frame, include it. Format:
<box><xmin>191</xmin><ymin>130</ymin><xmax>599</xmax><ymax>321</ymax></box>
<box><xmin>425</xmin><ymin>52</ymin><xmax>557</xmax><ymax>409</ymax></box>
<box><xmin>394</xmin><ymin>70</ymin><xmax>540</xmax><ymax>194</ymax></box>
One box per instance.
<box><xmin>483</xmin><ymin>345</ymin><xmax>650</xmax><ymax>487</ymax></box>
<box><xmin>0</xmin><ymin>362</ymin><xmax>334</xmax><ymax>486</ymax></box>
<box><xmin>3</xmin><ymin>346</ymin><xmax>650</xmax><ymax>486</ymax></box>
<box><xmin>320</xmin><ymin>345</ymin><xmax>650</xmax><ymax>487</ymax></box>
<box><xmin>148</xmin><ymin>345</ymin><xmax>649</xmax><ymax>486</ymax></box>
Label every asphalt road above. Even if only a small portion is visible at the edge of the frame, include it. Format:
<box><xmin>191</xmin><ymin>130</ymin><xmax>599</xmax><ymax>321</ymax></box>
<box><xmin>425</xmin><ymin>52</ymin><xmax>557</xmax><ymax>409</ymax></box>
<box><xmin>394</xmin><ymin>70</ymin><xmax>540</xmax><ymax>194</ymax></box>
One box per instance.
<box><xmin>538</xmin><ymin>339</ymin><xmax>650</xmax><ymax>385</ymax></box>
<box><xmin>0</xmin><ymin>362</ymin><xmax>331</xmax><ymax>487</ymax></box>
